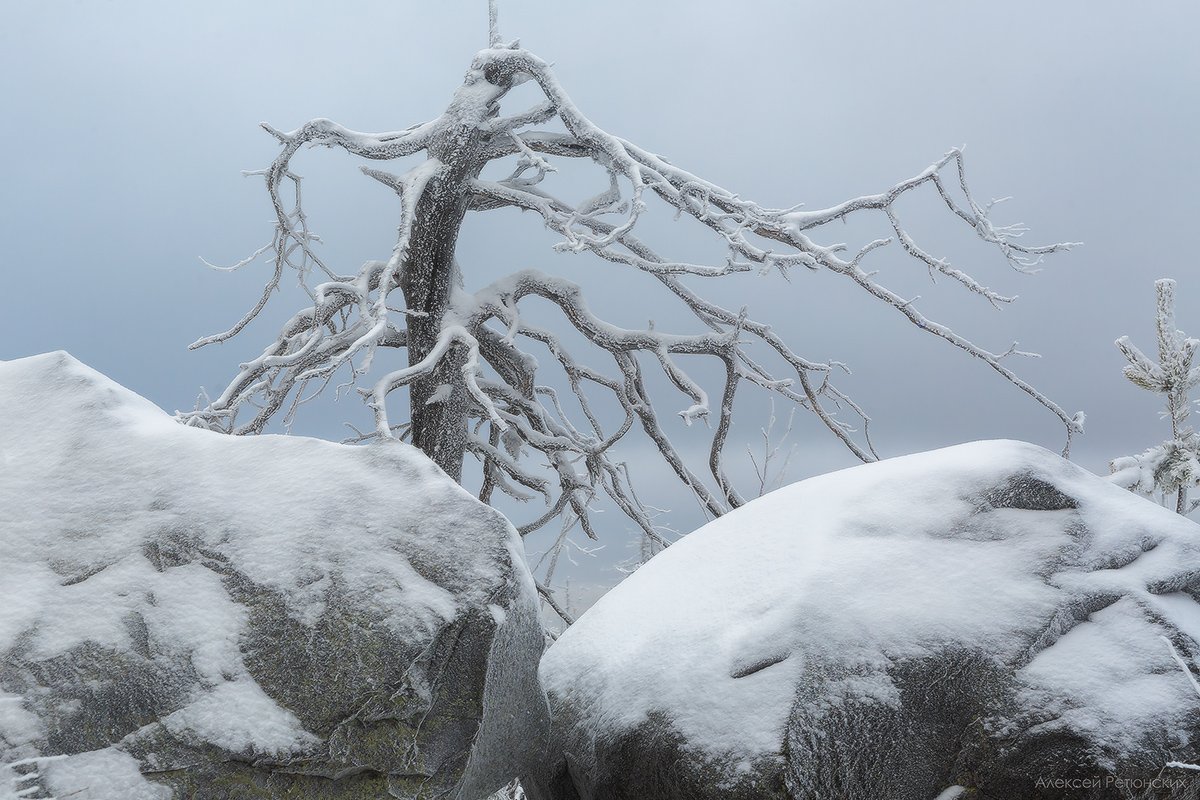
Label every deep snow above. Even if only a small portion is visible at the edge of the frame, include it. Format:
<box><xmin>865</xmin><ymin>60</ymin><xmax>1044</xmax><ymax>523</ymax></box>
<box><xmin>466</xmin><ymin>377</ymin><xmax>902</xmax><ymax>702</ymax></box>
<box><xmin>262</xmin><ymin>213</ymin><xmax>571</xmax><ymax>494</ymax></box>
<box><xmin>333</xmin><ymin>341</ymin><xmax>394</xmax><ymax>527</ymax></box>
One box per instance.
<box><xmin>540</xmin><ymin>440</ymin><xmax>1200</xmax><ymax>771</ymax></box>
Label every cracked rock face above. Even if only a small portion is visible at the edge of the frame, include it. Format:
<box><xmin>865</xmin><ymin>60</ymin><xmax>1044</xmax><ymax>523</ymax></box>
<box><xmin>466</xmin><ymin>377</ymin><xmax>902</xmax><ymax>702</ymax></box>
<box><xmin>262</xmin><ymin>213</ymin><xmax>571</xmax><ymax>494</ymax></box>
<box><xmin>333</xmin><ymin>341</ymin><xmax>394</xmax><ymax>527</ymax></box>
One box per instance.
<box><xmin>0</xmin><ymin>352</ymin><xmax>549</xmax><ymax>800</ymax></box>
<box><xmin>527</xmin><ymin>440</ymin><xmax>1200</xmax><ymax>800</ymax></box>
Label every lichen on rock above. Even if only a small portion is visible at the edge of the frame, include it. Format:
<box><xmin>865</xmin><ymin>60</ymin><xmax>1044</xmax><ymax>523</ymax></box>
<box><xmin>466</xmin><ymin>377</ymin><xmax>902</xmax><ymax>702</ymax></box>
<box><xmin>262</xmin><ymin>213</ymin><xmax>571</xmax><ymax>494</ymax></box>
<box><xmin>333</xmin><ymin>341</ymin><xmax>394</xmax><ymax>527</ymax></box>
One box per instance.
<box><xmin>0</xmin><ymin>351</ymin><xmax>548</xmax><ymax>799</ymax></box>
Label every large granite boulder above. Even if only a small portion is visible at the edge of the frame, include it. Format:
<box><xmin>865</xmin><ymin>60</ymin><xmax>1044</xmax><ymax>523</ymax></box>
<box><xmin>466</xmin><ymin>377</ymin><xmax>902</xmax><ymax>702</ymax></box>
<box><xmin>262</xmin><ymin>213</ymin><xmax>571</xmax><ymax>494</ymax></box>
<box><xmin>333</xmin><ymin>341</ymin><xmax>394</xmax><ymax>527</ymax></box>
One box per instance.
<box><xmin>0</xmin><ymin>352</ymin><xmax>548</xmax><ymax>799</ymax></box>
<box><xmin>527</xmin><ymin>440</ymin><xmax>1200</xmax><ymax>800</ymax></box>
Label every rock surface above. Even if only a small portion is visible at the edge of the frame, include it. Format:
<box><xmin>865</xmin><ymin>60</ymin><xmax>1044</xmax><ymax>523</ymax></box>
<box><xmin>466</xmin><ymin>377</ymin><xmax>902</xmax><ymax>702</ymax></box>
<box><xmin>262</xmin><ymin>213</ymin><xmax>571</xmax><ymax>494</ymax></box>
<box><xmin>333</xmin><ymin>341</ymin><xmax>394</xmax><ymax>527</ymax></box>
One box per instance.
<box><xmin>527</xmin><ymin>440</ymin><xmax>1200</xmax><ymax>800</ymax></box>
<box><xmin>0</xmin><ymin>352</ymin><xmax>548</xmax><ymax>799</ymax></box>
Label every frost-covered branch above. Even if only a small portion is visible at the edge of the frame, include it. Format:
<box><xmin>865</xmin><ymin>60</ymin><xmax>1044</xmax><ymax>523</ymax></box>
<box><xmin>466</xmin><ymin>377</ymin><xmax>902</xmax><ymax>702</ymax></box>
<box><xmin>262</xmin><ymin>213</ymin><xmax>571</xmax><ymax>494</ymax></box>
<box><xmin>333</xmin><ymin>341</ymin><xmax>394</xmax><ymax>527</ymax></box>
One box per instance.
<box><xmin>748</xmin><ymin>400</ymin><xmax>799</xmax><ymax>497</ymax></box>
<box><xmin>1163</xmin><ymin>635</ymin><xmax>1200</xmax><ymax>773</ymax></box>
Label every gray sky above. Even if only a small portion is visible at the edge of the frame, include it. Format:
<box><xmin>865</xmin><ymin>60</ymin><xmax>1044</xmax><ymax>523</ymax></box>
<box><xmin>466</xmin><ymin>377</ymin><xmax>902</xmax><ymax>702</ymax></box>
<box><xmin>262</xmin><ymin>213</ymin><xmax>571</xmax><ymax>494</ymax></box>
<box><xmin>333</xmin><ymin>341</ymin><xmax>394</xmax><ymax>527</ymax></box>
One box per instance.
<box><xmin>3</xmin><ymin>1</ymin><xmax>1199</xmax><ymax>606</ymax></box>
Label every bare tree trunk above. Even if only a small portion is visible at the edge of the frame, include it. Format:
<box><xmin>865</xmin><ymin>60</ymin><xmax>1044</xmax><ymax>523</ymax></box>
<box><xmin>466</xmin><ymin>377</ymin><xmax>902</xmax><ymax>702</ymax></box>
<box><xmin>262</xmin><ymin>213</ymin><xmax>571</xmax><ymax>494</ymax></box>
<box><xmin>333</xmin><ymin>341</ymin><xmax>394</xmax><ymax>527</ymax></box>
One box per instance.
<box><xmin>401</xmin><ymin>129</ymin><xmax>488</xmax><ymax>480</ymax></box>
<box><xmin>400</xmin><ymin>64</ymin><xmax>521</xmax><ymax>479</ymax></box>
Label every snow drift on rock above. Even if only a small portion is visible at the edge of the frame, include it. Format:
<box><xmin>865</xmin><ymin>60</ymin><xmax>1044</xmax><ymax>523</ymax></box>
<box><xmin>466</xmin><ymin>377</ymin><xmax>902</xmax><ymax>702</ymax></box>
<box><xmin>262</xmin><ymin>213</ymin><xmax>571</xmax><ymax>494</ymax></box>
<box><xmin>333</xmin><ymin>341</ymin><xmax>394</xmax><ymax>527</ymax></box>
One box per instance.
<box><xmin>0</xmin><ymin>351</ymin><xmax>548</xmax><ymax>800</ymax></box>
<box><xmin>532</xmin><ymin>440</ymin><xmax>1200</xmax><ymax>800</ymax></box>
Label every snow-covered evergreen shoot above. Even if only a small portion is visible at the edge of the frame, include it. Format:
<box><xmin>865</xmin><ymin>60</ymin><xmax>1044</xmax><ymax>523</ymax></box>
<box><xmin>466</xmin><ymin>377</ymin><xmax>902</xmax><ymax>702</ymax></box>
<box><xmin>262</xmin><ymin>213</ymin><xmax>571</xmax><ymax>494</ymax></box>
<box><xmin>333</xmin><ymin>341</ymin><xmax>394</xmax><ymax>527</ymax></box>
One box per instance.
<box><xmin>1111</xmin><ymin>278</ymin><xmax>1200</xmax><ymax>514</ymax></box>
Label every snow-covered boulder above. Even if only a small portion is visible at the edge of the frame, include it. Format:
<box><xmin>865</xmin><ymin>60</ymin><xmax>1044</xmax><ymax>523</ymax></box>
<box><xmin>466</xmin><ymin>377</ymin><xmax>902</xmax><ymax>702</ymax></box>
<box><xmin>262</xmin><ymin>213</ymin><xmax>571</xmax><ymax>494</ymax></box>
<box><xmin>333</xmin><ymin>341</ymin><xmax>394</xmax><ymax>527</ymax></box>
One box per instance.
<box><xmin>0</xmin><ymin>352</ymin><xmax>548</xmax><ymax>800</ymax></box>
<box><xmin>527</xmin><ymin>440</ymin><xmax>1200</xmax><ymax>800</ymax></box>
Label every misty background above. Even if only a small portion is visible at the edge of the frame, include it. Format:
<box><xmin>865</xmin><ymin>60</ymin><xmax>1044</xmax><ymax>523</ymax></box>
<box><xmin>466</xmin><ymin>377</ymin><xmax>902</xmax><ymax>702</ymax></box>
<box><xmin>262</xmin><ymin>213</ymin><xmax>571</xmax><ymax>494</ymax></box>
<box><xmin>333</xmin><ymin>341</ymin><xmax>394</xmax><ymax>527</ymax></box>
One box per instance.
<box><xmin>3</xmin><ymin>1</ymin><xmax>1198</xmax><ymax>610</ymax></box>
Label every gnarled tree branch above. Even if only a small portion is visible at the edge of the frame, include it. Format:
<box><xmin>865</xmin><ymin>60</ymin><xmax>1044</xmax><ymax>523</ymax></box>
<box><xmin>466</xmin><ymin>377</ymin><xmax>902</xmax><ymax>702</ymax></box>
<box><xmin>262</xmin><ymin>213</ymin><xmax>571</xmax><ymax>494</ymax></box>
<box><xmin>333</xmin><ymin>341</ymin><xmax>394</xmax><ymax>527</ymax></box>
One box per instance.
<box><xmin>183</xmin><ymin>43</ymin><xmax>1082</xmax><ymax>623</ymax></box>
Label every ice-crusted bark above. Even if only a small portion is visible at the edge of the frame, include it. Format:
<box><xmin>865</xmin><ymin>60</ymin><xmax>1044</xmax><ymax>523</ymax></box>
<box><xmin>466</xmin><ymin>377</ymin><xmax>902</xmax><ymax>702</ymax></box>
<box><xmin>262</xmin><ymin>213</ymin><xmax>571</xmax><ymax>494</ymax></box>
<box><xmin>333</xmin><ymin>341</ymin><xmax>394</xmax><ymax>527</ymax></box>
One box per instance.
<box><xmin>184</xmin><ymin>37</ymin><xmax>1081</xmax><ymax>612</ymax></box>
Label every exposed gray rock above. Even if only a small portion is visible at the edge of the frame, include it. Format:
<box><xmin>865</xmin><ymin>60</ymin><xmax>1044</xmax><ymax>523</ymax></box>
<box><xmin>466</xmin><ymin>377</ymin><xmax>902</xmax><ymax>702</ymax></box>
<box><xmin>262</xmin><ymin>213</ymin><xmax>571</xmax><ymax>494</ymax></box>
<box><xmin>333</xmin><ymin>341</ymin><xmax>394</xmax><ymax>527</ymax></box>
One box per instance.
<box><xmin>0</xmin><ymin>351</ymin><xmax>548</xmax><ymax>799</ymax></box>
<box><xmin>526</xmin><ymin>441</ymin><xmax>1200</xmax><ymax>800</ymax></box>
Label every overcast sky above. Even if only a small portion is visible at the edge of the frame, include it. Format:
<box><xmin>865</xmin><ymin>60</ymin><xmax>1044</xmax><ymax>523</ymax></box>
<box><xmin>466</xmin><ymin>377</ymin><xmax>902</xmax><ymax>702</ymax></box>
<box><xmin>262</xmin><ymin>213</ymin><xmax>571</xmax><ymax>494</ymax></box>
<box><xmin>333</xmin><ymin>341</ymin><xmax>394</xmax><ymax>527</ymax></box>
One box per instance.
<box><xmin>3</xmin><ymin>1</ymin><xmax>1198</xmax><ymax>606</ymax></box>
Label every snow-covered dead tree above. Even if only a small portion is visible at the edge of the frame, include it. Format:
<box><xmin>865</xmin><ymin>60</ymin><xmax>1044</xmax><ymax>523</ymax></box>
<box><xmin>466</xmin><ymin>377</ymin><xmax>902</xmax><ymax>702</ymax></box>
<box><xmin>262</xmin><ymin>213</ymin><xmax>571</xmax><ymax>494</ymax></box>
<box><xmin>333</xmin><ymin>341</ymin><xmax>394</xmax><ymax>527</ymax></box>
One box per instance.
<box><xmin>1111</xmin><ymin>279</ymin><xmax>1200</xmax><ymax>515</ymax></box>
<box><xmin>181</xmin><ymin>20</ymin><xmax>1081</xmax><ymax>606</ymax></box>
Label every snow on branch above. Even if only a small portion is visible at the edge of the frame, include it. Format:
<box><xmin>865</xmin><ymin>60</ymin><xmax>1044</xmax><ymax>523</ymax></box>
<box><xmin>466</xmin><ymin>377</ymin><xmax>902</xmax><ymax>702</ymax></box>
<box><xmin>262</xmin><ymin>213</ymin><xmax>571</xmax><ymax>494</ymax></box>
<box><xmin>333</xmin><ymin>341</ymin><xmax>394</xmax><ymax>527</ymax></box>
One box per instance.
<box><xmin>1163</xmin><ymin>635</ymin><xmax>1200</xmax><ymax>773</ymax></box>
<box><xmin>183</xmin><ymin>43</ymin><xmax>1081</xmax><ymax>614</ymax></box>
